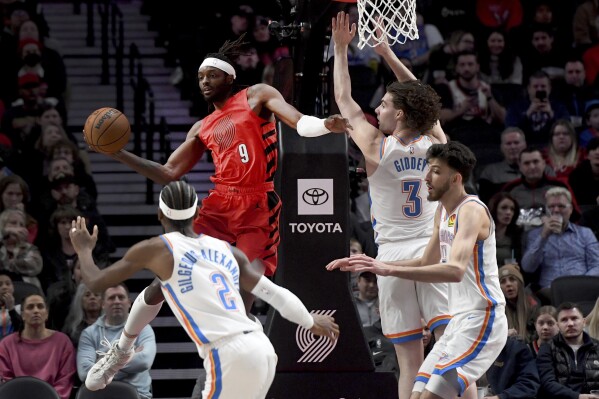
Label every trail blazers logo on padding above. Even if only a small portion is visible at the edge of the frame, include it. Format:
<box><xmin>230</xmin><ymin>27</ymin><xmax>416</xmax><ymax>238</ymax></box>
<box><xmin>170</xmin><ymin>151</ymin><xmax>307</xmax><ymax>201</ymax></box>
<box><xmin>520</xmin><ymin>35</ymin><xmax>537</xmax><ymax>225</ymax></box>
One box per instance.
<box><xmin>296</xmin><ymin>309</ymin><xmax>338</xmax><ymax>362</ymax></box>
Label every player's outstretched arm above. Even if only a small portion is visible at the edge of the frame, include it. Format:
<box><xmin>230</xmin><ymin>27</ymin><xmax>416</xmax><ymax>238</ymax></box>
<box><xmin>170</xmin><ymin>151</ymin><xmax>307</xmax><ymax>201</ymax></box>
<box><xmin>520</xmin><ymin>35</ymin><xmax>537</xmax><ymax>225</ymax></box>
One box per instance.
<box><xmin>332</xmin><ymin>11</ymin><xmax>383</xmax><ymax>163</ymax></box>
<box><xmin>234</xmin><ymin>247</ymin><xmax>339</xmax><ymax>340</ymax></box>
<box><xmin>70</xmin><ymin>216</ymin><xmax>170</xmax><ymax>292</ymax></box>
<box><xmin>110</xmin><ymin>120</ymin><xmax>206</xmax><ymax>185</ymax></box>
<box><xmin>251</xmin><ymin>83</ymin><xmax>351</xmax><ymax>135</ymax></box>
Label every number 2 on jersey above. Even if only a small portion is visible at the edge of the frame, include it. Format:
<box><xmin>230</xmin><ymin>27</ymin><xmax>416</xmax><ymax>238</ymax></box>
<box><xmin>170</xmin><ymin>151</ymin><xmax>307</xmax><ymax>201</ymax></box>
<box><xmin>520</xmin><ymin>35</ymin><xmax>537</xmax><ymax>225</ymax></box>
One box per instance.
<box><xmin>238</xmin><ymin>144</ymin><xmax>249</xmax><ymax>163</ymax></box>
<box><xmin>211</xmin><ymin>273</ymin><xmax>238</xmax><ymax>311</ymax></box>
<box><xmin>402</xmin><ymin>180</ymin><xmax>422</xmax><ymax>218</ymax></box>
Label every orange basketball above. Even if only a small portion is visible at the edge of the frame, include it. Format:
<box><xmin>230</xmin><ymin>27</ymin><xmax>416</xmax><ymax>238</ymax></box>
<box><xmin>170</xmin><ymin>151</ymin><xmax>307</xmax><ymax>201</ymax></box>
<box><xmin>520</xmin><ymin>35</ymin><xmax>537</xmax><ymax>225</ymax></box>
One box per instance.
<box><xmin>83</xmin><ymin>107</ymin><xmax>131</xmax><ymax>154</ymax></box>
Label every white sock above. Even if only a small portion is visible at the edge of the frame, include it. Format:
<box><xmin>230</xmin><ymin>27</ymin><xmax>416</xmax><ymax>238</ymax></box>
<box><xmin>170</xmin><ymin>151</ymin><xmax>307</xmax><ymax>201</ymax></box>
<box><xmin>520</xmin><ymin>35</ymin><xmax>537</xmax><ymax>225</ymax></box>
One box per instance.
<box><xmin>119</xmin><ymin>287</ymin><xmax>164</xmax><ymax>351</ymax></box>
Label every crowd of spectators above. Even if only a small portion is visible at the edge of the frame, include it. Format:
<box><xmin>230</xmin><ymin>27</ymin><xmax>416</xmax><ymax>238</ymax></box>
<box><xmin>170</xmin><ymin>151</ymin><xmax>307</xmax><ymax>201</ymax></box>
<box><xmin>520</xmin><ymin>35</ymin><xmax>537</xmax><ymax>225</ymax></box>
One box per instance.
<box><xmin>0</xmin><ymin>1</ymin><xmax>130</xmax><ymax>397</ymax></box>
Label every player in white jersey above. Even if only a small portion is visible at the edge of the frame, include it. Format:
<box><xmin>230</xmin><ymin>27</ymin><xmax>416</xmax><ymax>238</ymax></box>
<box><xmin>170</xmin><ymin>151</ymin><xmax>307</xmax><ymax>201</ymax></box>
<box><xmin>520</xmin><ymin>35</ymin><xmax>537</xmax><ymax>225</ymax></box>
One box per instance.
<box><xmin>327</xmin><ymin>141</ymin><xmax>508</xmax><ymax>399</ymax></box>
<box><xmin>69</xmin><ymin>181</ymin><xmax>339</xmax><ymax>399</ymax></box>
<box><xmin>332</xmin><ymin>11</ymin><xmax>450</xmax><ymax>399</ymax></box>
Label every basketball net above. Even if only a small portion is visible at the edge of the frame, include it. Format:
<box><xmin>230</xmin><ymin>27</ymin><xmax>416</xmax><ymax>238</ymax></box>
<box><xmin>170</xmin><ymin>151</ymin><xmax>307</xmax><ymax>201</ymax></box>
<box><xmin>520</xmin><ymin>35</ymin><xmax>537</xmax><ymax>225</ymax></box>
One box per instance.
<box><xmin>357</xmin><ymin>0</ymin><xmax>418</xmax><ymax>49</ymax></box>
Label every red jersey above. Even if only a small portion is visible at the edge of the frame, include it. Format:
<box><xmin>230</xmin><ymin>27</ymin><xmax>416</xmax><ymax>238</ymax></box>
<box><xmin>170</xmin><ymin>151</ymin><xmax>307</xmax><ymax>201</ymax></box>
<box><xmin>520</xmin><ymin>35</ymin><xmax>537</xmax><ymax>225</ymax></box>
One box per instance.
<box><xmin>197</xmin><ymin>88</ymin><xmax>278</xmax><ymax>187</ymax></box>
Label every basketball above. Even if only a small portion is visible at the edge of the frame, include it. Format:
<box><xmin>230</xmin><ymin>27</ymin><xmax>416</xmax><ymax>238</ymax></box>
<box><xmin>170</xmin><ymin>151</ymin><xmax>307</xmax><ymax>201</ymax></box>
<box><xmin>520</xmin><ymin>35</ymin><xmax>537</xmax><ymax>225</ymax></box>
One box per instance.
<box><xmin>83</xmin><ymin>107</ymin><xmax>131</xmax><ymax>154</ymax></box>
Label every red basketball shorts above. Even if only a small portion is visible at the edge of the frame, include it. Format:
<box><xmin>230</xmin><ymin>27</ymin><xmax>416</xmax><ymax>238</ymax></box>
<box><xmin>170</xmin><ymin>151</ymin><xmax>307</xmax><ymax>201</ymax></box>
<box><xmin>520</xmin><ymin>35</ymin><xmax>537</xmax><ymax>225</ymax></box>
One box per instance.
<box><xmin>193</xmin><ymin>182</ymin><xmax>281</xmax><ymax>276</ymax></box>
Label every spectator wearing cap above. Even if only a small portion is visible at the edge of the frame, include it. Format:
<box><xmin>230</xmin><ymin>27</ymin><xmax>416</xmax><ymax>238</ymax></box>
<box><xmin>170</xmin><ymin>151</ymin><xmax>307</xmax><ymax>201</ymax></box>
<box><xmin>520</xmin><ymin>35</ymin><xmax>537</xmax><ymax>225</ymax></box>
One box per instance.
<box><xmin>354</xmin><ymin>271</ymin><xmax>379</xmax><ymax>327</ymax></box>
<box><xmin>521</xmin><ymin>187</ymin><xmax>599</xmax><ymax>302</ymax></box>
<box><xmin>579</xmin><ymin>99</ymin><xmax>599</xmax><ymax>148</ymax></box>
<box><xmin>17</xmin><ymin>38</ymin><xmax>66</xmax><ymax>101</ymax></box>
<box><xmin>499</xmin><ymin>264</ymin><xmax>538</xmax><ymax>341</ymax></box>
<box><xmin>569</xmin><ymin>137</ymin><xmax>599</xmax><ymax>208</ymax></box>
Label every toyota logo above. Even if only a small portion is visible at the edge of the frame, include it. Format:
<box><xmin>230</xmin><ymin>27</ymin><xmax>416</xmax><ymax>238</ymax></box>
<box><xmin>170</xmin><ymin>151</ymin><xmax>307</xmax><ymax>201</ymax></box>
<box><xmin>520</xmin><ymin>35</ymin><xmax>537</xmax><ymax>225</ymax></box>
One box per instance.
<box><xmin>302</xmin><ymin>188</ymin><xmax>329</xmax><ymax>206</ymax></box>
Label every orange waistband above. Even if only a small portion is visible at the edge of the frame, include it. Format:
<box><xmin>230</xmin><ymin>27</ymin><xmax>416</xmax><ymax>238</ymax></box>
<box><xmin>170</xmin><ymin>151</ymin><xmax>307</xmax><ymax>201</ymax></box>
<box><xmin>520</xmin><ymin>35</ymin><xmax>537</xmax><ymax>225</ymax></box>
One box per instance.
<box><xmin>214</xmin><ymin>181</ymin><xmax>274</xmax><ymax>194</ymax></box>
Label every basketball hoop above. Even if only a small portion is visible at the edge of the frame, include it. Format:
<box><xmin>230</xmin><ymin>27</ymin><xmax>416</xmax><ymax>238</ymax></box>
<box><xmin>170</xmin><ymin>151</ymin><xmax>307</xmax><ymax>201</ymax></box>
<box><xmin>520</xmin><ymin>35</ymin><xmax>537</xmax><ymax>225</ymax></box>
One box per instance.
<box><xmin>355</xmin><ymin>0</ymin><xmax>418</xmax><ymax>49</ymax></box>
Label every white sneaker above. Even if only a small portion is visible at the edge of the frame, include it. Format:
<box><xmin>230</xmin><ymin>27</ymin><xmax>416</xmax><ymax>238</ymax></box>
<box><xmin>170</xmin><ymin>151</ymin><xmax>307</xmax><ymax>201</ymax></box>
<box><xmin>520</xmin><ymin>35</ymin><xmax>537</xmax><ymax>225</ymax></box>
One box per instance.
<box><xmin>85</xmin><ymin>338</ymin><xmax>135</xmax><ymax>391</ymax></box>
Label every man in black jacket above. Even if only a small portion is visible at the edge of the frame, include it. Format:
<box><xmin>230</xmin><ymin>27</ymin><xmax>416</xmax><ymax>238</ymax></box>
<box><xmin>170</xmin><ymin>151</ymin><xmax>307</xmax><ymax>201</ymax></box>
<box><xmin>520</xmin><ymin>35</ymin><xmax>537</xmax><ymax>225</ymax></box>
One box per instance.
<box><xmin>537</xmin><ymin>302</ymin><xmax>599</xmax><ymax>399</ymax></box>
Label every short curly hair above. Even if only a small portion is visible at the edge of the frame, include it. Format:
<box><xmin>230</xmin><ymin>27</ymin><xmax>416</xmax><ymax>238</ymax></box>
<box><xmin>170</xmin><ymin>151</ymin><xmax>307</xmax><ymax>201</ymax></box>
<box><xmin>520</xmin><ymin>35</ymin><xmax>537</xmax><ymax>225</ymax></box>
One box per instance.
<box><xmin>386</xmin><ymin>80</ymin><xmax>441</xmax><ymax>132</ymax></box>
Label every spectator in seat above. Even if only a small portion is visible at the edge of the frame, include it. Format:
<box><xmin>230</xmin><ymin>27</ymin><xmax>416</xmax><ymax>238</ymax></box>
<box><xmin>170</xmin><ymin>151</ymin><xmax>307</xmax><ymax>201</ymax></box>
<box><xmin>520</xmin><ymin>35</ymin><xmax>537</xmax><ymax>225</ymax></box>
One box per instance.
<box><xmin>427</xmin><ymin>30</ymin><xmax>475</xmax><ymax>85</ymax></box>
<box><xmin>552</xmin><ymin>59</ymin><xmax>596</xmax><ymax>129</ymax></box>
<box><xmin>17</xmin><ymin>38</ymin><xmax>67</xmax><ymax>101</ymax></box>
<box><xmin>0</xmin><ymin>271</ymin><xmax>21</xmax><ymax>340</ymax></box>
<box><xmin>484</xmin><ymin>336</ymin><xmax>540</xmax><ymax>399</ymax></box>
<box><xmin>505</xmin><ymin>70</ymin><xmax>569</xmax><ymax>145</ymax></box>
<box><xmin>521</xmin><ymin>187</ymin><xmax>599</xmax><ymax>301</ymax></box>
<box><xmin>0</xmin><ymin>208</ymin><xmax>42</xmax><ymax>289</ymax></box>
<box><xmin>77</xmin><ymin>284</ymin><xmax>156</xmax><ymax>399</ymax></box>
<box><xmin>354</xmin><ymin>271</ymin><xmax>380</xmax><ymax>327</ymax></box>
<box><xmin>529</xmin><ymin>305</ymin><xmax>559</xmax><ymax>357</ymax></box>
<box><xmin>521</xmin><ymin>25</ymin><xmax>565</xmax><ymax>81</ymax></box>
<box><xmin>37</xmin><ymin>173</ymin><xmax>113</xmax><ymax>260</ymax></box>
<box><xmin>488</xmin><ymin>192</ymin><xmax>523</xmax><ymax>266</ymax></box>
<box><xmin>477</xmin><ymin>127</ymin><xmax>527</xmax><ymax>203</ymax></box>
<box><xmin>502</xmin><ymin>147</ymin><xmax>577</xmax><ymax>217</ymax></box>
<box><xmin>0</xmin><ymin>174</ymin><xmax>38</xmax><ymax>243</ymax></box>
<box><xmin>537</xmin><ymin>302</ymin><xmax>599</xmax><ymax>398</ymax></box>
<box><xmin>0</xmin><ymin>293</ymin><xmax>76</xmax><ymax>399</ymax></box>
<box><xmin>438</xmin><ymin>51</ymin><xmax>506</xmax><ymax>149</ymax></box>
<box><xmin>62</xmin><ymin>283</ymin><xmax>101</xmax><ymax>347</ymax></box>
<box><xmin>579</xmin><ymin>99</ymin><xmax>599</xmax><ymax>148</ymax></box>
<box><xmin>39</xmin><ymin>206</ymin><xmax>83</xmax><ymax>292</ymax></box>
<box><xmin>542</xmin><ymin>119</ymin><xmax>585</xmax><ymax>184</ymax></box>
<box><xmin>478</xmin><ymin>29</ymin><xmax>523</xmax><ymax>85</ymax></box>
<box><xmin>569</xmin><ymin>137</ymin><xmax>599</xmax><ymax>209</ymax></box>
<box><xmin>498</xmin><ymin>263</ymin><xmax>538</xmax><ymax>341</ymax></box>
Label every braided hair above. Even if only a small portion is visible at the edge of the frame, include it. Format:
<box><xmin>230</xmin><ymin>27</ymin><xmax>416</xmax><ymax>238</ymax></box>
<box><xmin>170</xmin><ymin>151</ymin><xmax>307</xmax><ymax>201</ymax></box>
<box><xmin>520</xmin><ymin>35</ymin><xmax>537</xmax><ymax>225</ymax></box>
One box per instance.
<box><xmin>160</xmin><ymin>181</ymin><xmax>198</xmax><ymax>233</ymax></box>
<box><xmin>204</xmin><ymin>33</ymin><xmax>250</xmax><ymax>71</ymax></box>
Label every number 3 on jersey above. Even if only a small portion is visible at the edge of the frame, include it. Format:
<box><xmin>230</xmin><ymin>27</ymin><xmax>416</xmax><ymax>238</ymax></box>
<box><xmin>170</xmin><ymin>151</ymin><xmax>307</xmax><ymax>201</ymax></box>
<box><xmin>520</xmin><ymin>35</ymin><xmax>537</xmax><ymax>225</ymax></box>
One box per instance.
<box><xmin>402</xmin><ymin>180</ymin><xmax>422</xmax><ymax>218</ymax></box>
<box><xmin>238</xmin><ymin>144</ymin><xmax>249</xmax><ymax>163</ymax></box>
<box><xmin>211</xmin><ymin>273</ymin><xmax>238</xmax><ymax>311</ymax></box>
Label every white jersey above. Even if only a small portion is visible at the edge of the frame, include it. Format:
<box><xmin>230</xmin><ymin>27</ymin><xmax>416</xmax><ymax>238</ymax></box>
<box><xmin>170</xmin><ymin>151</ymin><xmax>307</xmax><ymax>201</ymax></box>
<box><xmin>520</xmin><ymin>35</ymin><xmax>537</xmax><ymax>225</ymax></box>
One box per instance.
<box><xmin>158</xmin><ymin>232</ymin><xmax>260</xmax><ymax>352</ymax></box>
<box><xmin>368</xmin><ymin>134</ymin><xmax>436</xmax><ymax>245</ymax></box>
<box><xmin>438</xmin><ymin>196</ymin><xmax>506</xmax><ymax>315</ymax></box>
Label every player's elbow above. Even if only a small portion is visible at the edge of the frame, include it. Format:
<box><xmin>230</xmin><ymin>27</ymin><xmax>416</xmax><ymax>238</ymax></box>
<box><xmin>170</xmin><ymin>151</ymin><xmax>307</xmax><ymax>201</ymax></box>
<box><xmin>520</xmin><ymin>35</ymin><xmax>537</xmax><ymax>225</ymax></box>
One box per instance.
<box><xmin>448</xmin><ymin>264</ymin><xmax>466</xmax><ymax>282</ymax></box>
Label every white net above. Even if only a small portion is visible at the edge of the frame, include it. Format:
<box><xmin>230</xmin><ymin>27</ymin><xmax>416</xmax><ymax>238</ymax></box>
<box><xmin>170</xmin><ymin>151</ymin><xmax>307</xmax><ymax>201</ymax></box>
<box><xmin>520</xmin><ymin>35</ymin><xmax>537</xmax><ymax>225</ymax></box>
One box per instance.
<box><xmin>356</xmin><ymin>0</ymin><xmax>418</xmax><ymax>49</ymax></box>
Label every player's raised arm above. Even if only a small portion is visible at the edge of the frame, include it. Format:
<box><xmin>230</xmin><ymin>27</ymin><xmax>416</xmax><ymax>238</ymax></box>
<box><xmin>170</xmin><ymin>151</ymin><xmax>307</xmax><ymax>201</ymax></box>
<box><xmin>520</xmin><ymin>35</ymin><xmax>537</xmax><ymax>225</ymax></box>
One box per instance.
<box><xmin>371</xmin><ymin>22</ymin><xmax>446</xmax><ymax>144</ymax></box>
<box><xmin>332</xmin><ymin>11</ymin><xmax>383</xmax><ymax>163</ymax></box>
<box><xmin>233</xmin><ymin>246</ymin><xmax>339</xmax><ymax>340</ymax></box>
<box><xmin>372</xmin><ymin>21</ymin><xmax>417</xmax><ymax>83</ymax></box>
<box><xmin>69</xmin><ymin>216</ymin><xmax>170</xmax><ymax>292</ymax></box>
<box><xmin>110</xmin><ymin>120</ymin><xmax>207</xmax><ymax>185</ymax></box>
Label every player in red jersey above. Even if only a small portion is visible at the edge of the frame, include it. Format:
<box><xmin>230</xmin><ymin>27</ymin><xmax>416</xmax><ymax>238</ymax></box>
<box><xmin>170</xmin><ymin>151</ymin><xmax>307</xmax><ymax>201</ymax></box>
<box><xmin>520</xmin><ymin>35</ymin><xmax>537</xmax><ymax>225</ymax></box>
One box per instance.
<box><xmin>86</xmin><ymin>36</ymin><xmax>350</xmax><ymax>345</ymax></box>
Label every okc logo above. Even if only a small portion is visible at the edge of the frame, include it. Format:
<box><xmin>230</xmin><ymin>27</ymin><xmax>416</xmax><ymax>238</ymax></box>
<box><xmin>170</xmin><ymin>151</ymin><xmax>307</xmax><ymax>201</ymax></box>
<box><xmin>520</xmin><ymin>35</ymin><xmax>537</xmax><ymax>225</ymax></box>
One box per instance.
<box><xmin>296</xmin><ymin>310</ymin><xmax>338</xmax><ymax>363</ymax></box>
<box><xmin>302</xmin><ymin>188</ymin><xmax>329</xmax><ymax>206</ymax></box>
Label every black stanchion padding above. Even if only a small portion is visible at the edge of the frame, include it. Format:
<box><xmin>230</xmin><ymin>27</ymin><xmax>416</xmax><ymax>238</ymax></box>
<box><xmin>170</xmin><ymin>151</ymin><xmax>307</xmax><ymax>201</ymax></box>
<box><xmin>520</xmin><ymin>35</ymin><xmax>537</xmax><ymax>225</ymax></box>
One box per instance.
<box><xmin>265</xmin><ymin>123</ymin><xmax>398</xmax><ymax>398</ymax></box>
